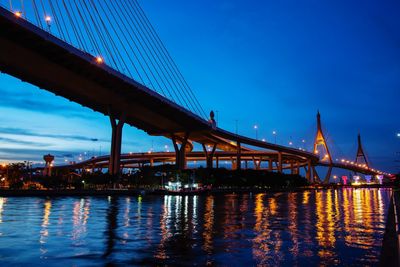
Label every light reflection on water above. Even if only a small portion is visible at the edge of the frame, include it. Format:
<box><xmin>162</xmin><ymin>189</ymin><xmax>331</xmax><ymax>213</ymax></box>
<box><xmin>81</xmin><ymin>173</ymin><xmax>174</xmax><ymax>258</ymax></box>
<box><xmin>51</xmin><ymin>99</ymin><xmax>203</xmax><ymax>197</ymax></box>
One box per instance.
<box><xmin>0</xmin><ymin>188</ymin><xmax>391</xmax><ymax>266</ymax></box>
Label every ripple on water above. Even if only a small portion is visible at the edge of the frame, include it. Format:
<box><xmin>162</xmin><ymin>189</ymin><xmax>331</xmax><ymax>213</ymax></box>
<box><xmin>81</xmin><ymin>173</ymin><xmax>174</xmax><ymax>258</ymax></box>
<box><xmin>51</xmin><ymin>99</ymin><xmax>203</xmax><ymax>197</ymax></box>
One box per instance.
<box><xmin>0</xmin><ymin>188</ymin><xmax>391</xmax><ymax>266</ymax></box>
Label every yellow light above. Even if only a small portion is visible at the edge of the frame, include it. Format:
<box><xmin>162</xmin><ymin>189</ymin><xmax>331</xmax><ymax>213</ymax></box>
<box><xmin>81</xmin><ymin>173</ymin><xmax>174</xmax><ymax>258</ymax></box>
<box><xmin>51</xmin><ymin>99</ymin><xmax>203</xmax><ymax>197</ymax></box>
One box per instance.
<box><xmin>14</xmin><ymin>11</ymin><xmax>22</xmax><ymax>18</ymax></box>
<box><xmin>341</xmin><ymin>159</ymin><xmax>345</xmax><ymax>162</ymax></box>
<box><xmin>324</xmin><ymin>154</ymin><xmax>329</xmax><ymax>159</ymax></box>
<box><xmin>96</xmin><ymin>56</ymin><xmax>104</xmax><ymax>64</ymax></box>
<box><xmin>314</xmin><ymin>149</ymin><xmax>319</xmax><ymax>154</ymax></box>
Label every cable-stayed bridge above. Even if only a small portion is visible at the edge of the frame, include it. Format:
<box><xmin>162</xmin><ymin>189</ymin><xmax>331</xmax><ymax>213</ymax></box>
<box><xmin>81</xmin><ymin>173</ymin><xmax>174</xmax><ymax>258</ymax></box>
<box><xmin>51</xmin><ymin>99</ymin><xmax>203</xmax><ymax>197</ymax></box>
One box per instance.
<box><xmin>0</xmin><ymin>1</ymin><xmax>392</xmax><ymax>183</ymax></box>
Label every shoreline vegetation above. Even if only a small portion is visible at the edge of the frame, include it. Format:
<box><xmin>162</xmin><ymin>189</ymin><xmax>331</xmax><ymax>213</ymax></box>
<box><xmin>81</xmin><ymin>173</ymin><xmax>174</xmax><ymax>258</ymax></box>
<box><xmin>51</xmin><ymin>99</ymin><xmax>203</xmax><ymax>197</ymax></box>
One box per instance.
<box><xmin>0</xmin><ymin>163</ymin><xmax>397</xmax><ymax>197</ymax></box>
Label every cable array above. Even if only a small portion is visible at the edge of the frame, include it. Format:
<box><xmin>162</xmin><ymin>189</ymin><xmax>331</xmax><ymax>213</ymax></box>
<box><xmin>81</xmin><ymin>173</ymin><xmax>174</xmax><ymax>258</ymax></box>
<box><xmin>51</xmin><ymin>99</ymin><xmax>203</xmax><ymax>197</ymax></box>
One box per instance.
<box><xmin>1</xmin><ymin>0</ymin><xmax>207</xmax><ymax>119</ymax></box>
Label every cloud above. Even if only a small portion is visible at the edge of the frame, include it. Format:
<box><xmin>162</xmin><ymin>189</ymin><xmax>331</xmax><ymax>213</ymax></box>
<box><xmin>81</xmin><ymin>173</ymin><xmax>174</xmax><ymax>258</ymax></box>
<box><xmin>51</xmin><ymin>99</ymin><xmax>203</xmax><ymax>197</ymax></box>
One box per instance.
<box><xmin>0</xmin><ymin>147</ymin><xmax>82</xmax><ymax>163</ymax></box>
<box><xmin>0</xmin><ymin>87</ymin><xmax>98</xmax><ymax>119</ymax></box>
<box><xmin>0</xmin><ymin>127</ymin><xmax>107</xmax><ymax>142</ymax></box>
<box><xmin>0</xmin><ymin>137</ymin><xmax>49</xmax><ymax>147</ymax></box>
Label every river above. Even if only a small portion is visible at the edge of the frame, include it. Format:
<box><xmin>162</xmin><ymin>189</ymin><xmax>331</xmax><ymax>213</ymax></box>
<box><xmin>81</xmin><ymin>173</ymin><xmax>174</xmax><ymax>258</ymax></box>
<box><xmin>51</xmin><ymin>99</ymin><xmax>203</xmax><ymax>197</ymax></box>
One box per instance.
<box><xmin>0</xmin><ymin>188</ymin><xmax>391</xmax><ymax>266</ymax></box>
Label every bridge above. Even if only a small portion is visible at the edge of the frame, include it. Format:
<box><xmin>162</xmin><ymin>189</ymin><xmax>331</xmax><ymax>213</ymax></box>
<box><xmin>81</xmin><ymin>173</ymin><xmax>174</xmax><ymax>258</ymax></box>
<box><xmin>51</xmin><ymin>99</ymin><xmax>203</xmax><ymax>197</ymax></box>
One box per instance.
<box><xmin>0</xmin><ymin>1</ymin><xmax>392</xmax><ymax>183</ymax></box>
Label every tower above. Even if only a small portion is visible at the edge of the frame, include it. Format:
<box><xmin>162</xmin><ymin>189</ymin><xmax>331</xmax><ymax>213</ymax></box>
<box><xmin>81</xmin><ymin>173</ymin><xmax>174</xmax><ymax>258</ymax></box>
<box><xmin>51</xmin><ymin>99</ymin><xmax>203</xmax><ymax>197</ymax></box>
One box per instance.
<box><xmin>313</xmin><ymin>111</ymin><xmax>332</xmax><ymax>164</ymax></box>
<box><xmin>355</xmin><ymin>133</ymin><xmax>369</xmax><ymax>167</ymax></box>
<box><xmin>312</xmin><ymin>111</ymin><xmax>333</xmax><ymax>183</ymax></box>
<box><xmin>43</xmin><ymin>154</ymin><xmax>54</xmax><ymax>176</ymax></box>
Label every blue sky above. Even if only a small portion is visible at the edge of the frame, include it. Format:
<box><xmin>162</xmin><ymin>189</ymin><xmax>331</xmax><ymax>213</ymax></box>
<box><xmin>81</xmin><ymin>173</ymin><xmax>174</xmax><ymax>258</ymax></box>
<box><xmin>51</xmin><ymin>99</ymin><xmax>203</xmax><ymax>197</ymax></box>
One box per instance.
<box><xmin>0</xmin><ymin>0</ymin><xmax>399</xmax><ymax>172</ymax></box>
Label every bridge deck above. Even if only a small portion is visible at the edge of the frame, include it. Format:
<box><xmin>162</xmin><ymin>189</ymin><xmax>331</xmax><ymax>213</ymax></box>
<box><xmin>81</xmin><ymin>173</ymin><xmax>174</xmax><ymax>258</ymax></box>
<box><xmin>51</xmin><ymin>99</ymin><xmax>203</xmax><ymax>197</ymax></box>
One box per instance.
<box><xmin>0</xmin><ymin>6</ymin><xmax>318</xmax><ymax>161</ymax></box>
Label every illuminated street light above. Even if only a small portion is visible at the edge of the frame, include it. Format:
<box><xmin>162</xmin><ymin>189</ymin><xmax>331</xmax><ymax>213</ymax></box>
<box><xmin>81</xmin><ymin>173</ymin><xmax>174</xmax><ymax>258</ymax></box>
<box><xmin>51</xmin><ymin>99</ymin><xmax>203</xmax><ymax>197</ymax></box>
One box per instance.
<box><xmin>96</xmin><ymin>56</ymin><xmax>104</xmax><ymax>64</ymax></box>
<box><xmin>45</xmin><ymin>15</ymin><xmax>51</xmax><ymax>31</ymax></box>
<box><xmin>254</xmin><ymin>125</ymin><xmax>258</xmax><ymax>140</ymax></box>
<box><xmin>301</xmin><ymin>139</ymin><xmax>306</xmax><ymax>150</ymax></box>
<box><xmin>14</xmin><ymin>11</ymin><xmax>22</xmax><ymax>17</ymax></box>
<box><xmin>397</xmin><ymin>133</ymin><xmax>400</xmax><ymax>138</ymax></box>
<box><xmin>272</xmin><ymin>131</ymin><xmax>277</xmax><ymax>144</ymax></box>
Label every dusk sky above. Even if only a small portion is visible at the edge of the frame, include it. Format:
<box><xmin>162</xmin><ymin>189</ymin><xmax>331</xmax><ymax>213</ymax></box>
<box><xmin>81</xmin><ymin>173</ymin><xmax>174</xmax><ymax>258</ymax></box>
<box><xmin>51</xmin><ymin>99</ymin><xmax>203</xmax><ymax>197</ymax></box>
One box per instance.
<box><xmin>0</xmin><ymin>0</ymin><xmax>399</xmax><ymax>172</ymax></box>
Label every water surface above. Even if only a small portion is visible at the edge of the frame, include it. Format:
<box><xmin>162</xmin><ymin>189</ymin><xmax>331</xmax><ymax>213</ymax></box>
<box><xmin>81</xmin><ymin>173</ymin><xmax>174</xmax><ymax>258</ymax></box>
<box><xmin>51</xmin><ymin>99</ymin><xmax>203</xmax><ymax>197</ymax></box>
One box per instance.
<box><xmin>0</xmin><ymin>188</ymin><xmax>391</xmax><ymax>266</ymax></box>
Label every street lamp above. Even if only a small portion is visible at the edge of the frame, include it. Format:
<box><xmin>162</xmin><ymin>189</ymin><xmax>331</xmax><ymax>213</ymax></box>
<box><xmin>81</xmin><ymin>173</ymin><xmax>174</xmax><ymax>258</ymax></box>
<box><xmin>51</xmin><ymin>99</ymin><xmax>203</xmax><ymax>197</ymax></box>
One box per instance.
<box><xmin>254</xmin><ymin>125</ymin><xmax>258</xmax><ymax>140</ymax></box>
<box><xmin>272</xmin><ymin>131</ymin><xmax>277</xmax><ymax>144</ymax></box>
<box><xmin>397</xmin><ymin>133</ymin><xmax>400</xmax><ymax>138</ymax></box>
<box><xmin>45</xmin><ymin>15</ymin><xmax>51</xmax><ymax>32</ymax></box>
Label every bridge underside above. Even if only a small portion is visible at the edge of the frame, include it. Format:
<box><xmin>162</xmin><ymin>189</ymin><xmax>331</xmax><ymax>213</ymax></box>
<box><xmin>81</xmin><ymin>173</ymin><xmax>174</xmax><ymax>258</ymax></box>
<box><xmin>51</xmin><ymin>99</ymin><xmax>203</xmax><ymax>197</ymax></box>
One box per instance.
<box><xmin>0</xmin><ymin>7</ymin><xmax>210</xmax><ymax>136</ymax></box>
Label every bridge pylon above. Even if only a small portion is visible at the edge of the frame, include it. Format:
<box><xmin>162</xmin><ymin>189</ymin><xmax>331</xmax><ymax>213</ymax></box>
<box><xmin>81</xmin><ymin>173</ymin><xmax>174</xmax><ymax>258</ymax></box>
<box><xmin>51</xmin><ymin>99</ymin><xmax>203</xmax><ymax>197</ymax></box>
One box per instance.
<box><xmin>355</xmin><ymin>133</ymin><xmax>369</xmax><ymax>168</ymax></box>
<box><xmin>313</xmin><ymin>111</ymin><xmax>333</xmax><ymax>183</ymax></box>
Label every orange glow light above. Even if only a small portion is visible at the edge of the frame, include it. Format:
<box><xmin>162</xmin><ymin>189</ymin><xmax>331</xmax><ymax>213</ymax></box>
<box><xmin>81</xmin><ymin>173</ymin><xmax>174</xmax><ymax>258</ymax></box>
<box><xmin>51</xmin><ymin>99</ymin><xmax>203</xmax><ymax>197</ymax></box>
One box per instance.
<box><xmin>15</xmin><ymin>11</ymin><xmax>22</xmax><ymax>18</ymax></box>
<box><xmin>96</xmin><ymin>56</ymin><xmax>104</xmax><ymax>64</ymax></box>
<box><xmin>45</xmin><ymin>16</ymin><xmax>51</xmax><ymax>22</ymax></box>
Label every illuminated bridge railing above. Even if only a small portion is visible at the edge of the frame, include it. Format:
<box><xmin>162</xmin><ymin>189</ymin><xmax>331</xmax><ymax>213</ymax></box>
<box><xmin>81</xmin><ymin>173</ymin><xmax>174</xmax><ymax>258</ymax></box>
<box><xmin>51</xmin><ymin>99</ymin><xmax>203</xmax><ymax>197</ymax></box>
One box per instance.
<box><xmin>0</xmin><ymin>0</ymin><xmax>206</xmax><ymax>119</ymax></box>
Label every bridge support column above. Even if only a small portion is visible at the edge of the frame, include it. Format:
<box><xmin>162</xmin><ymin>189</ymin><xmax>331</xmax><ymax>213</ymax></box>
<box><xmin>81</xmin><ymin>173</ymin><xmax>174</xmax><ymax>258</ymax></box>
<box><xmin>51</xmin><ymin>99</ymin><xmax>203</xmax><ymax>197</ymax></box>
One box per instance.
<box><xmin>202</xmin><ymin>143</ymin><xmax>217</xmax><ymax>169</ymax></box>
<box><xmin>172</xmin><ymin>133</ymin><xmax>190</xmax><ymax>170</ymax></box>
<box><xmin>231</xmin><ymin>158</ymin><xmax>237</xmax><ymax>170</ymax></box>
<box><xmin>253</xmin><ymin>157</ymin><xmax>261</xmax><ymax>170</ymax></box>
<box><xmin>245</xmin><ymin>160</ymin><xmax>248</xmax><ymax>169</ymax></box>
<box><xmin>324</xmin><ymin>166</ymin><xmax>333</xmax><ymax>184</ymax></box>
<box><xmin>306</xmin><ymin>160</ymin><xmax>312</xmax><ymax>182</ymax></box>
<box><xmin>268</xmin><ymin>159</ymin><xmax>272</xmax><ymax>171</ymax></box>
<box><xmin>312</xmin><ymin>166</ymin><xmax>320</xmax><ymax>183</ymax></box>
<box><xmin>294</xmin><ymin>161</ymin><xmax>300</xmax><ymax>175</ymax></box>
<box><xmin>109</xmin><ymin>114</ymin><xmax>125</xmax><ymax>177</ymax></box>
<box><xmin>277</xmin><ymin>152</ymin><xmax>283</xmax><ymax>173</ymax></box>
<box><xmin>216</xmin><ymin>157</ymin><xmax>219</xmax><ymax>168</ymax></box>
<box><xmin>290</xmin><ymin>161</ymin><xmax>295</xmax><ymax>174</ymax></box>
<box><xmin>236</xmin><ymin>142</ymin><xmax>241</xmax><ymax>170</ymax></box>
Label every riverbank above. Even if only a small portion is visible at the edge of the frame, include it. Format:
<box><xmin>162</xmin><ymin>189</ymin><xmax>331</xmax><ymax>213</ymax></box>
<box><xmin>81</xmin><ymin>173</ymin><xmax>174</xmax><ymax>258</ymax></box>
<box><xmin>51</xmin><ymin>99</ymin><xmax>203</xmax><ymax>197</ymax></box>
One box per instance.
<box><xmin>0</xmin><ymin>184</ymin><xmax>393</xmax><ymax>197</ymax></box>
